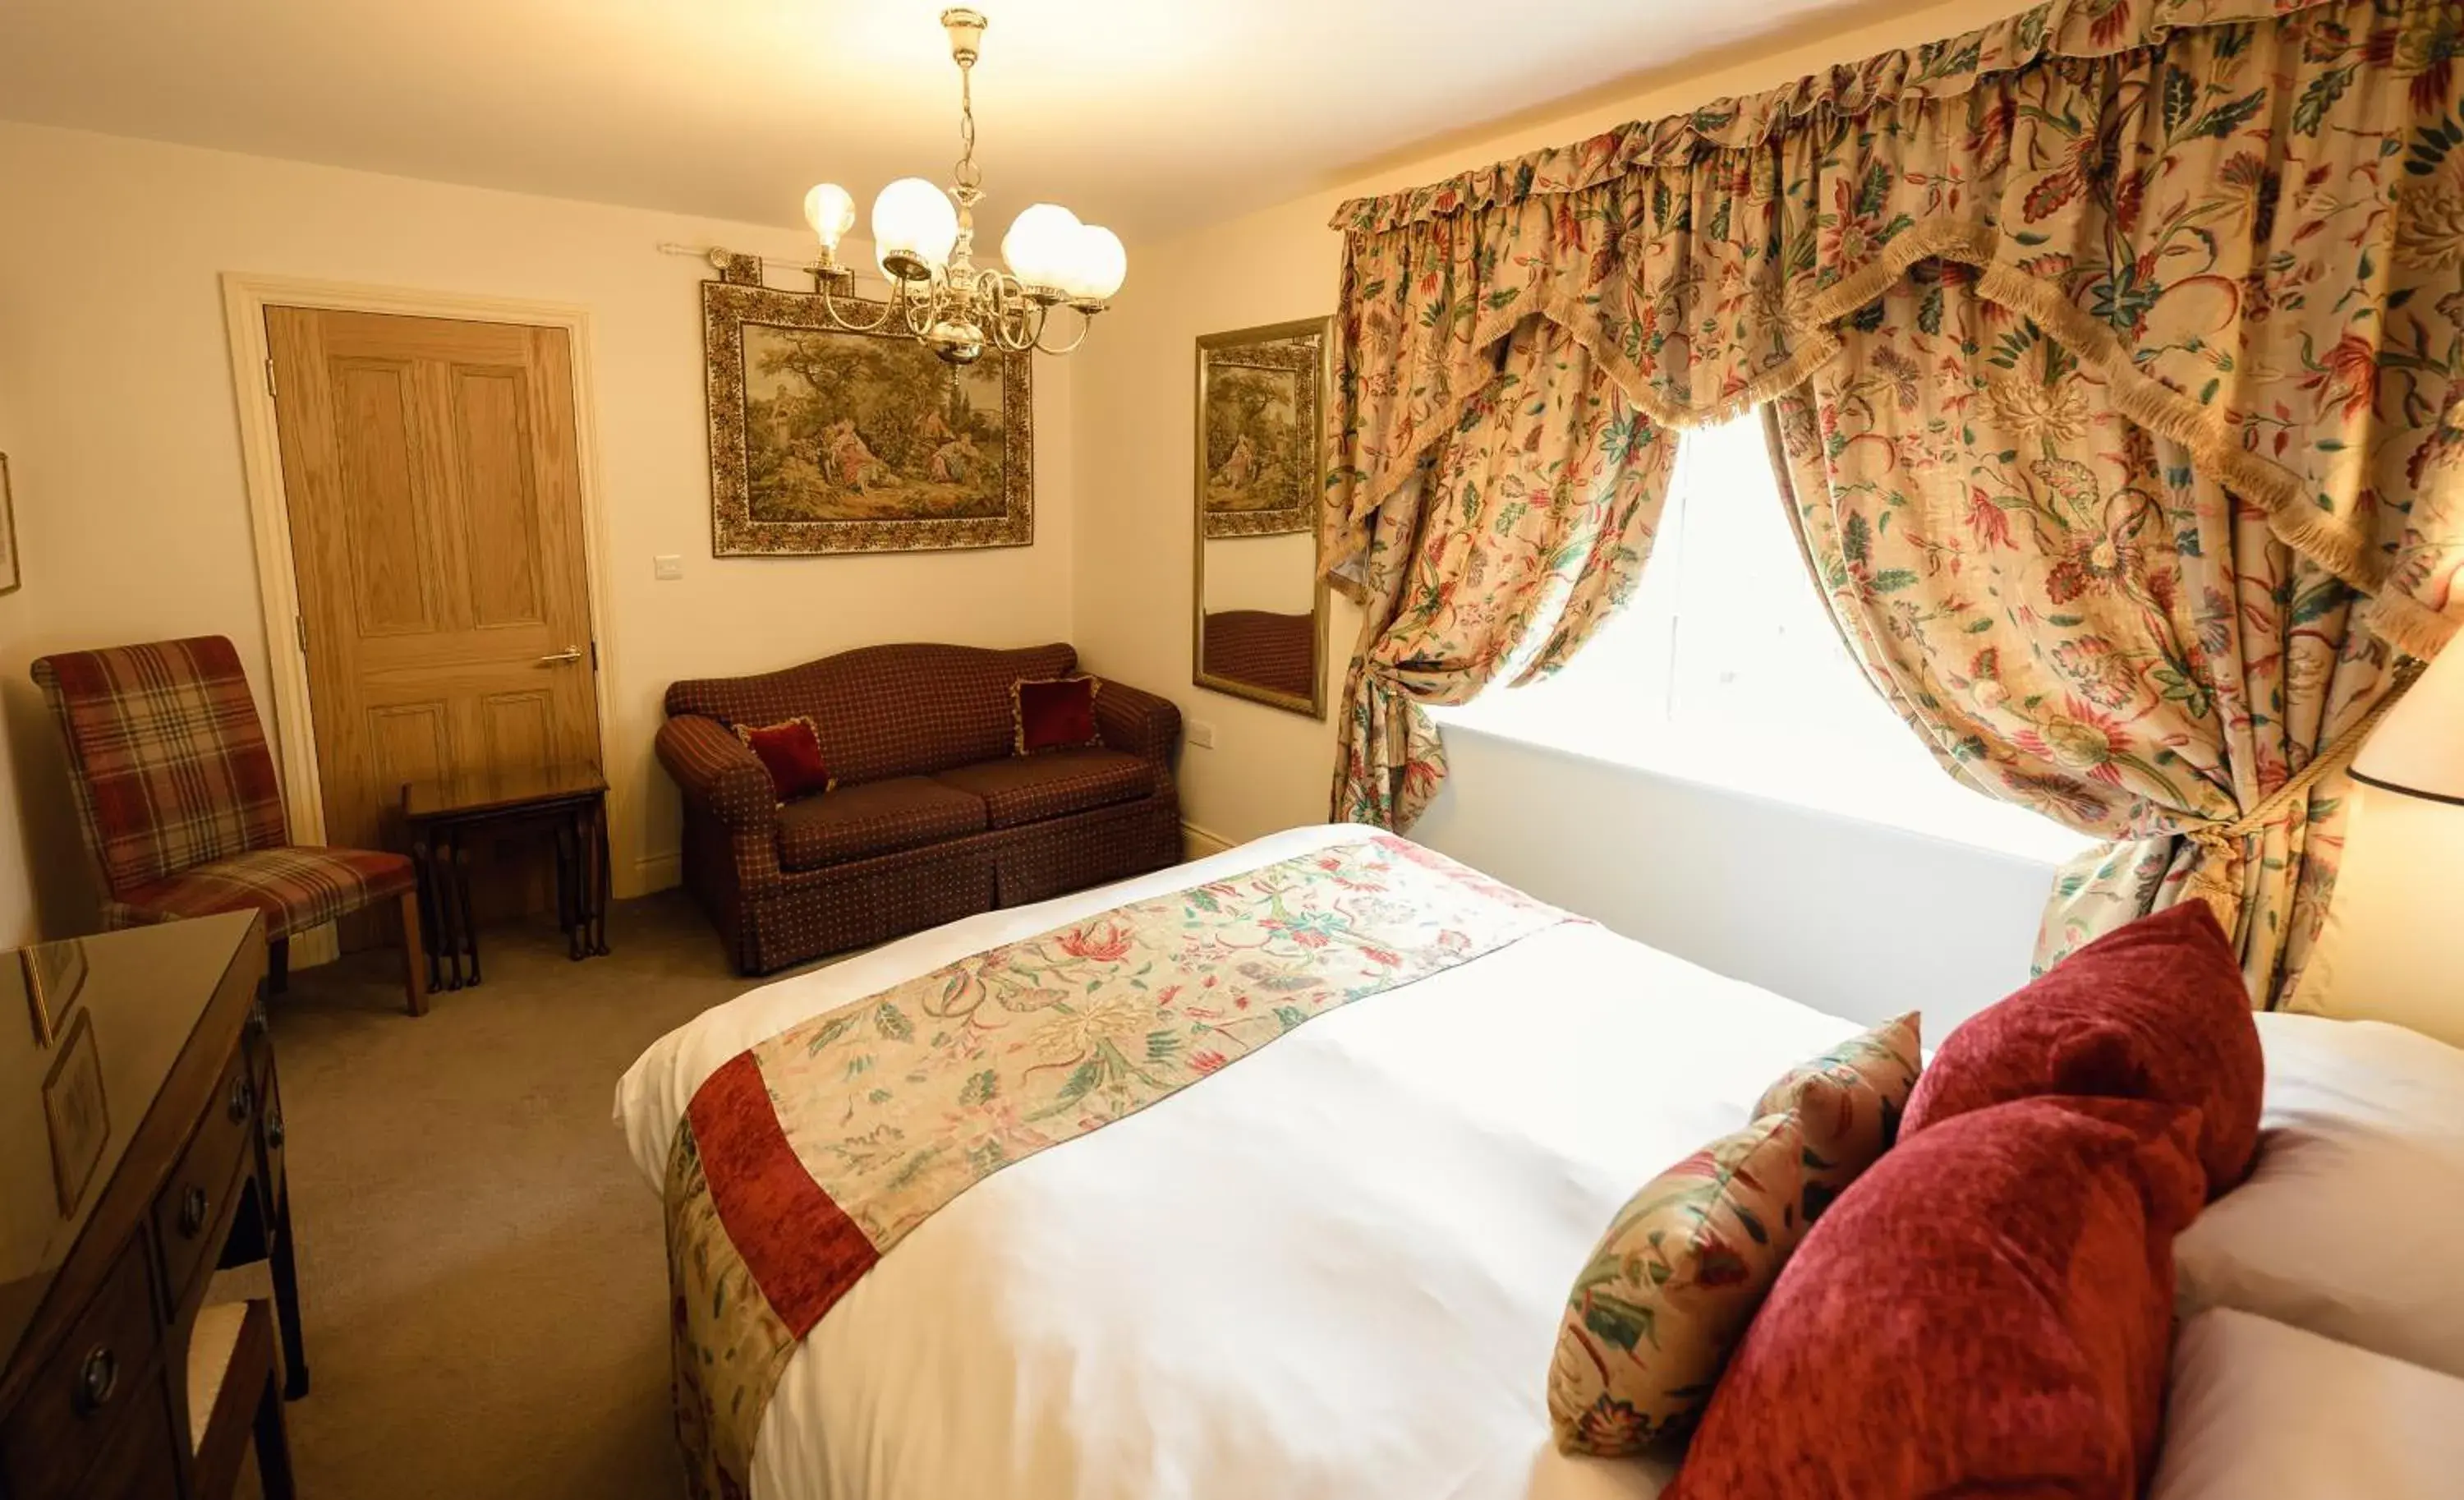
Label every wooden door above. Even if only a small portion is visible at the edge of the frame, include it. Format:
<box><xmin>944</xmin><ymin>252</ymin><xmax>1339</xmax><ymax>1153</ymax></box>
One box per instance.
<box><xmin>266</xmin><ymin>309</ymin><xmax>600</xmax><ymax>908</ymax></box>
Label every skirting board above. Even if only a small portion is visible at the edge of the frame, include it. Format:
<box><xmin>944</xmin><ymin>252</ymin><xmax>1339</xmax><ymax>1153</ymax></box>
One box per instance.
<box><xmin>291</xmin><ymin>923</ymin><xmax>340</xmax><ymax>969</ymax></box>
<box><xmin>1182</xmin><ymin>822</ymin><xmax>1235</xmax><ymax>860</ymax></box>
<box><xmin>633</xmin><ymin>852</ymin><xmax>683</xmax><ymax>897</ymax></box>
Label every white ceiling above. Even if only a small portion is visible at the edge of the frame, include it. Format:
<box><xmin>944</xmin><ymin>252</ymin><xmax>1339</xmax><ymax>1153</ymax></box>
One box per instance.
<box><xmin>0</xmin><ymin>0</ymin><xmax>1876</xmax><ymax>242</ymax></box>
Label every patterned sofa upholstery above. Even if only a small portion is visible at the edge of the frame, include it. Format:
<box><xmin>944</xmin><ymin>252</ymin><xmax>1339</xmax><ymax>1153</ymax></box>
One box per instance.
<box><xmin>655</xmin><ymin>642</ymin><xmax>1183</xmax><ymax>974</ymax></box>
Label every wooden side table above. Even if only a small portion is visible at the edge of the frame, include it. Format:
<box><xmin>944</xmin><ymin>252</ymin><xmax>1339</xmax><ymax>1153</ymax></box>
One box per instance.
<box><xmin>401</xmin><ymin>763</ymin><xmax>611</xmax><ymax>992</ymax></box>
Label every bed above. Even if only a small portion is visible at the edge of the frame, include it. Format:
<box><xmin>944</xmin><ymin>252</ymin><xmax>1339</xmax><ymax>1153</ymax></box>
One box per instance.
<box><xmin>619</xmin><ymin>823</ymin><xmax>2464</xmax><ymax>1500</ymax></box>
<box><xmin>618</xmin><ymin>824</ymin><xmax>1869</xmax><ymax>1500</ymax></box>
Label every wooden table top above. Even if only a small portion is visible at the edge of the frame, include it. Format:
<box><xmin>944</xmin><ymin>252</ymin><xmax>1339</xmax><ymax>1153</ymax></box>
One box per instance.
<box><xmin>401</xmin><ymin>762</ymin><xmax>608</xmax><ymax>821</ymax></box>
<box><xmin>0</xmin><ymin>912</ymin><xmax>257</xmax><ymax>1369</ymax></box>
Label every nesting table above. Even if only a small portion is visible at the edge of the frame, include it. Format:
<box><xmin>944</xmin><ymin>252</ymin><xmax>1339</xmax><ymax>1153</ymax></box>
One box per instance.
<box><xmin>402</xmin><ymin>763</ymin><xmax>611</xmax><ymax>992</ymax></box>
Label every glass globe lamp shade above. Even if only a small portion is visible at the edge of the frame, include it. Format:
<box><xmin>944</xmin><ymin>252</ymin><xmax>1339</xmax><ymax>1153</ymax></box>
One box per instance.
<box><xmin>872</xmin><ymin>177</ymin><xmax>958</xmax><ymax>280</ymax></box>
<box><xmin>1002</xmin><ymin>203</ymin><xmax>1083</xmax><ymax>292</ymax></box>
<box><xmin>1057</xmin><ymin>224</ymin><xmax>1127</xmax><ymax>303</ymax></box>
<box><xmin>802</xmin><ymin>183</ymin><xmax>857</xmax><ymax>251</ymax></box>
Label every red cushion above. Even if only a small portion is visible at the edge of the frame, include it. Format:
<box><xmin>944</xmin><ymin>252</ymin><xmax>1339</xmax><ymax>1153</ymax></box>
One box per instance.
<box><xmin>734</xmin><ymin>716</ymin><xmax>834</xmax><ymax>801</ymax></box>
<box><xmin>1901</xmin><ymin>900</ymin><xmax>2262</xmax><ymax>1195</ymax></box>
<box><xmin>1012</xmin><ymin>676</ymin><xmax>1101</xmax><ymax>754</ymax></box>
<box><xmin>1667</xmin><ymin>1097</ymin><xmax>2204</xmax><ymax>1500</ymax></box>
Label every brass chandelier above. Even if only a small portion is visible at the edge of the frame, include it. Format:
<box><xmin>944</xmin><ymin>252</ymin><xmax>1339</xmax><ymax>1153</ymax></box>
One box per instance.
<box><xmin>799</xmin><ymin>7</ymin><xmax>1125</xmax><ymax>366</ymax></box>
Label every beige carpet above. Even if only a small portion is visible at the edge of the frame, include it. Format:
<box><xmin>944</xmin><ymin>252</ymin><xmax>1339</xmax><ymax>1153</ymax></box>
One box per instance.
<box><xmin>216</xmin><ymin>890</ymin><xmax>788</xmax><ymax>1500</ymax></box>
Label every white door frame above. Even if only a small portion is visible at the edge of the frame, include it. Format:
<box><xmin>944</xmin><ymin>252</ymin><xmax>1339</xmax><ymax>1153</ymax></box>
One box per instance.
<box><xmin>219</xmin><ymin>274</ymin><xmax>623</xmax><ymax>962</ymax></box>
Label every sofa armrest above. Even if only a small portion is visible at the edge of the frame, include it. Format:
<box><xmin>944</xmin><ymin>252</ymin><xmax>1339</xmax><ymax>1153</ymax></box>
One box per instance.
<box><xmin>655</xmin><ymin>715</ymin><xmax>777</xmax><ymax>833</ymax></box>
<box><xmin>1092</xmin><ymin>679</ymin><xmax>1181</xmax><ymax>775</ymax></box>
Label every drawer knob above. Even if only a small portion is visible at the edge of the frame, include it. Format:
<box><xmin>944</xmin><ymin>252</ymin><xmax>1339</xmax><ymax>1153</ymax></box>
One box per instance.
<box><xmin>179</xmin><ymin>1183</ymin><xmax>210</xmax><ymax>1237</ymax></box>
<box><xmin>74</xmin><ymin>1345</ymin><xmax>118</xmax><ymax>1414</ymax></box>
<box><xmin>266</xmin><ymin>1107</ymin><xmax>286</xmax><ymax>1150</ymax></box>
<box><xmin>228</xmin><ymin>1075</ymin><xmax>254</xmax><ymax>1123</ymax></box>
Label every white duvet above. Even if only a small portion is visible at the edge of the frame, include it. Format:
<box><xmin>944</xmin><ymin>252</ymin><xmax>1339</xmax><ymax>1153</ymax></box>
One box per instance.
<box><xmin>616</xmin><ymin>825</ymin><xmax>1868</xmax><ymax>1500</ymax></box>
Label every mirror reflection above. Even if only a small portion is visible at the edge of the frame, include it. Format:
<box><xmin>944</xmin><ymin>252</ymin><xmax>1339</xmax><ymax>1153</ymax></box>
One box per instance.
<box><xmin>1193</xmin><ymin>318</ymin><xmax>1328</xmax><ymax>716</ymax></box>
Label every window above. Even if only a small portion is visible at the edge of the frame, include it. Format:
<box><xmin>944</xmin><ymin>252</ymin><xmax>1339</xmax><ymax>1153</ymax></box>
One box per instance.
<box><xmin>1434</xmin><ymin>415</ymin><xmax>2093</xmax><ymax>864</ymax></box>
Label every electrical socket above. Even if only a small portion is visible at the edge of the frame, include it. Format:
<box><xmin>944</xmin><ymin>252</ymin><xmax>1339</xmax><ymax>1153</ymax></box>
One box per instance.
<box><xmin>1187</xmin><ymin>720</ymin><xmax>1217</xmax><ymax>749</ymax></box>
<box><xmin>653</xmin><ymin>554</ymin><xmax>684</xmax><ymax>580</ymax></box>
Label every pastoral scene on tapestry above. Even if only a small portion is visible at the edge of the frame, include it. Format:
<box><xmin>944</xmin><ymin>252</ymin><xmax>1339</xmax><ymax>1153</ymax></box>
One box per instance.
<box><xmin>744</xmin><ymin>324</ymin><xmax>1003</xmax><ymax>520</ymax></box>
<box><xmin>1199</xmin><ymin>323</ymin><xmax>1321</xmax><ymax>539</ymax></box>
<box><xmin>705</xmin><ymin>277</ymin><xmax>1032</xmax><ymax>554</ymax></box>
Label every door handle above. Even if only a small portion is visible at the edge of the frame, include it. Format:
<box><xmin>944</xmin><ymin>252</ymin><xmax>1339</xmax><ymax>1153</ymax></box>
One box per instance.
<box><xmin>536</xmin><ymin>646</ymin><xmax>584</xmax><ymax>665</ymax></box>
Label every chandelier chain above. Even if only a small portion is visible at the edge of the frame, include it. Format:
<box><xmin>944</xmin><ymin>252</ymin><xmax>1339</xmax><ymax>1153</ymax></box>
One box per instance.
<box><xmin>954</xmin><ymin>58</ymin><xmax>981</xmax><ymax>194</ymax></box>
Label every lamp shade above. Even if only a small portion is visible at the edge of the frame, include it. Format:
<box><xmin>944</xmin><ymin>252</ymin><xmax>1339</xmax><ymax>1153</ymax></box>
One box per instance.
<box><xmin>1002</xmin><ymin>203</ymin><xmax>1082</xmax><ymax>291</ymax></box>
<box><xmin>872</xmin><ymin>177</ymin><xmax>959</xmax><ymax>278</ymax></box>
<box><xmin>802</xmin><ymin>183</ymin><xmax>857</xmax><ymax>250</ymax></box>
<box><xmin>2353</xmin><ymin>642</ymin><xmax>2464</xmax><ymax>803</ymax></box>
<box><xmin>1057</xmin><ymin>224</ymin><xmax>1127</xmax><ymax>302</ymax></box>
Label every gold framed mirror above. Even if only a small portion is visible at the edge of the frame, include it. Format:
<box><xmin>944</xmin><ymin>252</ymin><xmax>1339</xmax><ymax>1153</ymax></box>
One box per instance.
<box><xmin>1193</xmin><ymin>317</ymin><xmax>1329</xmax><ymax>718</ymax></box>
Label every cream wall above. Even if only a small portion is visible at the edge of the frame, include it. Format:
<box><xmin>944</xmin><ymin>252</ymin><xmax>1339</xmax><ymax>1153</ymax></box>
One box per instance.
<box><xmin>1069</xmin><ymin>0</ymin><xmax>2056</xmax><ymax>1023</ymax></box>
<box><xmin>0</xmin><ymin>121</ymin><xmax>1075</xmax><ymax>941</ymax></box>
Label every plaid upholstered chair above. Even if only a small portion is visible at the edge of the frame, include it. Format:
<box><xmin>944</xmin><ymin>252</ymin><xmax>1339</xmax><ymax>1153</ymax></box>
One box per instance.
<box><xmin>32</xmin><ymin>636</ymin><xmax>427</xmax><ymax>1015</ymax></box>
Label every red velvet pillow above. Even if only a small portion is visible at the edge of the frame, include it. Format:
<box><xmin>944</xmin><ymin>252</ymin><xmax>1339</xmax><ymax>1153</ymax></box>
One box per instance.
<box><xmin>1012</xmin><ymin>676</ymin><xmax>1101</xmax><ymax>754</ymax></box>
<box><xmin>1900</xmin><ymin>900</ymin><xmax>2262</xmax><ymax>1195</ymax></box>
<box><xmin>733</xmin><ymin>716</ymin><xmax>834</xmax><ymax>802</ymax></box>
<box><xmin>1666</xmin><ymin>1097</ymin><xmax>2205</xmax><ymax>1500</ymax></box>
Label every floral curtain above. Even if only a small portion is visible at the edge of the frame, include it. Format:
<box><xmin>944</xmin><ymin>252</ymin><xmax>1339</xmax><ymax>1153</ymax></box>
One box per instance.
<box><xmin>1322</xmin><ymin>0</ymin><xmax>2464</xmax><ymax>999</ymax></box>
<box><xmin>1765</xmin><ymin>267</ymin><xmax>2404</xmax><ymax>1001</ymax></box>
<box><xmin>1332</xmin><ymin>316</ymin><xmax>1673</xmax><ymax>828</ymax></box>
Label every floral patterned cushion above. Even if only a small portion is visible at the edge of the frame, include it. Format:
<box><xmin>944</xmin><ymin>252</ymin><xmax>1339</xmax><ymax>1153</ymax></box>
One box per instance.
<box><xmin>1547</xmin><ymin>1112</ymin><xmax>1809</xmax><ymax>1456</ymax></box>
<box><xmin>1753</xmin><ymin>1013</ymin><xmax>1923</xmax><ymax>1221</ymax></box>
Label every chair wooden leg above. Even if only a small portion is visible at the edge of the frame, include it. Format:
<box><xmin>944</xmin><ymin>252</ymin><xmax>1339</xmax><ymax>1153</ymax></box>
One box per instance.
<box><xmin>267</xmin><ymin>938</ymin><xmax>289</xmax><ymax>996</ymax></box>
<box><xmin>398</xmin><ymin>888</ymin><xmax>429</xmax><ymax>1017</ymax></box>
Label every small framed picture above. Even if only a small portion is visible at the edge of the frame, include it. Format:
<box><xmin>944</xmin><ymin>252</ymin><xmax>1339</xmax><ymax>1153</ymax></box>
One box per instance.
<box><xmin>43</xmin><ymin>1008</ymin><xmax>110</xmax><ymax>1217</ymax></box>
<box><xmin>0</xmin><ymin>453</ymin><xmax>17</xmax><ymax>596</ymax></box>
<box><xmin>21</xmin><ymin>939</ymin><xmax>89</xmax><ymax>1045</ymax></box>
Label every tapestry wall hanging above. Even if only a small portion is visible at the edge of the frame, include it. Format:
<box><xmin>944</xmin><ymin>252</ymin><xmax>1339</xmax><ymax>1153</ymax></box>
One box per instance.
<box><xmin>1198</xmin><ymin>321</ymin><xmax>1322</xmax><ymax>539</ymax></box>
<box><xmin>704</xmin><ymin>267</ymin><xmax>1032</xmax><ymax>556</ymax></box>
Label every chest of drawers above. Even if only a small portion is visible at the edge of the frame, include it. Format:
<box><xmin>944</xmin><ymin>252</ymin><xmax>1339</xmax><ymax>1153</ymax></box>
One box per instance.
<box><xmin>0</xmin><ymin>913</ymin><xmax>304</xmax><ymax>1499</ymax></box>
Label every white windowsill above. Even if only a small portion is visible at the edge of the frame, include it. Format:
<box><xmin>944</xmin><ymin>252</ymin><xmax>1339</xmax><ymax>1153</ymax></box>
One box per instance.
<box><xmin>1425</xmin><ymin>706</ymin><xmax>2099</xmax><ymax>869</ymax></box>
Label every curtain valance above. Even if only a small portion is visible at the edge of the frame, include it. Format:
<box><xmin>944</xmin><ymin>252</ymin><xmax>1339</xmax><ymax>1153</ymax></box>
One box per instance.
<box><xmin>1333</xmin><ymin>0</ymin><xmax>2310</xmax><ymax>232</ymax></box>
<box><xmin>1320</xmin><ymin>0</ymin><xmax>2464</xmax><ymax>658</ymax></box>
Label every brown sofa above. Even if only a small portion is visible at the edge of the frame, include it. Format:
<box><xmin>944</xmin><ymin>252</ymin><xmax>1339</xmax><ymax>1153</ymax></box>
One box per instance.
<box><xmin>655</xmin><ymin>642</ymin><xmax>1183</xmax><ymax>973</ymax></box>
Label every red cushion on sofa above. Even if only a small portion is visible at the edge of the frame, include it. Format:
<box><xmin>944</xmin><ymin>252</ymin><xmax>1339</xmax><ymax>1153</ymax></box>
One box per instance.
<box><xmin>1900</xmin><ymin>900</ymin><xmax>2261</xmax><ymax>1195</ymax></box>
<box><xmin>734</xmin><ymin>716</ymin><xmax>834</xmax><ymax>801</ymax></box>
<box><xmin>1013</xmin><ymin>676</ymin><xmax>1101</xmax><ymax>754</ymax></box>
<box><xmin>1666</xmin><ymin>1097</ymin><xmax>2205</xmax><ymax>1500</ymax></box>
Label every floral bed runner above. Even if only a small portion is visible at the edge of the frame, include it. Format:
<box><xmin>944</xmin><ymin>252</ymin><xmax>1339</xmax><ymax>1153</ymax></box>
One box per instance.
<box><xmin>664</xmin><ymin>834</ymin><xmax>1572</xmax><ymax>1497</ymax></box>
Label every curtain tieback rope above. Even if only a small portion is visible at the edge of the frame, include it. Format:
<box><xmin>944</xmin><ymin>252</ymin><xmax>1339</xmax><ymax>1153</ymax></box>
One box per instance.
<box><xmin>2179</xmin><ymin>657</ymin><xmax>2430</xmax><ymax>909</ymax></box>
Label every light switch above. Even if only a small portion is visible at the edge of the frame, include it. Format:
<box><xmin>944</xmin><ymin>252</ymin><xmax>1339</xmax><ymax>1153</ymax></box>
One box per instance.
<box><xmin>1187</xmin><ymin>720</ymin><xmax>1216</xmax><ymax>749</ymax></box>
<box><xmin>654</xmin><ymin>554</ymin><xmax>684</xmax><ymax>581</ymax></box>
